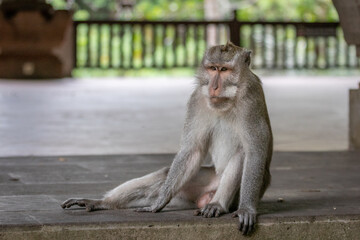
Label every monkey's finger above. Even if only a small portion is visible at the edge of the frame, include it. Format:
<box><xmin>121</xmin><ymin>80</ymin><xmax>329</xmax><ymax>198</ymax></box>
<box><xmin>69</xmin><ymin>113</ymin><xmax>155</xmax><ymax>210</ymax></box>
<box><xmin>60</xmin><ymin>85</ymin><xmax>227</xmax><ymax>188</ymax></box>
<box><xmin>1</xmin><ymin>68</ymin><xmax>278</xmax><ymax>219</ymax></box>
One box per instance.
<box><xmin>247</xmin><ymin>216</ymin><xmax>254</xmax><ymax>235</ymax></box>
<box><xmin>134</xmin><ymin>207</ymin><xmax>152</xmax><ymax>212</ymax></box>
<box><xmin>238</xmin><ymin>214</ymin><xmax>244</xmax><ymax>231</ymax></box>
<box><xmin>152</xmin><ymin>202</ymin><xmax>167</xmax><ymax>213</ymax></box>
<box><xmin>152</xmin><ymin>208</ymin><xmax>160</xmax><ymax>213</ymax></box>
<box><xmin>242</xmin><ymin>213</ymin><xmax>249</xmax><ymax>235</ymax></box>
<box><xmin>252</xmin><ymin>214</ymin><xmax>257</xmax><ymax>225</ymax></box>
<box><xmin>231</xmin><ymin>212</ymin><xmax>238</xmax><ymax>218</ymax></box>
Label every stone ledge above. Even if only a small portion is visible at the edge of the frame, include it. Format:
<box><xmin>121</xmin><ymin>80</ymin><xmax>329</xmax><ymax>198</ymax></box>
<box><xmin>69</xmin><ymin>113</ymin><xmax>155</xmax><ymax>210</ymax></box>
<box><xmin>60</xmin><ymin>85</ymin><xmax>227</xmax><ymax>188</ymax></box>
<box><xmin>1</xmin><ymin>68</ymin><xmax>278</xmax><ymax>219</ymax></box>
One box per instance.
<box><xmin>1</xmin><ymin>215</ymin><xmax>359</xmax><ymax>240</ymax></box>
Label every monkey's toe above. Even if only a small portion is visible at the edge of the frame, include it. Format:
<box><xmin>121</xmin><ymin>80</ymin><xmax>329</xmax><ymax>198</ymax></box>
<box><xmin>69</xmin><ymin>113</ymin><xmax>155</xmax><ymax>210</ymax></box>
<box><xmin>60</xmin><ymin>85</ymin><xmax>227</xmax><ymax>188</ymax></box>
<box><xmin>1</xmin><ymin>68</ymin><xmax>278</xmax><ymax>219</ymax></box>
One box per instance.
<box><xmin>61</xmin><ymin>198</ymin><xmax>84</xmax><ymax>209</ymax></box>
<box><xmin>61</xmin><ymin>198</ymin><xmax>95</xmax><ymax>211</ymax></box>
<box><xmin>196</xmin><ymin>203</ymin><xmax>225</xmax><ymax>218</ymax></box>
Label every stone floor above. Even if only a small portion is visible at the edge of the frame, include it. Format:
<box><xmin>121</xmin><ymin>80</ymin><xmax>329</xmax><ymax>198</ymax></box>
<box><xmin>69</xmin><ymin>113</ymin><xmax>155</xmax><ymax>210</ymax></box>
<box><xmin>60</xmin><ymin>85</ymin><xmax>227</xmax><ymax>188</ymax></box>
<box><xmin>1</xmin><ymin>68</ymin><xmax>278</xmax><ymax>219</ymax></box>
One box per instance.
<box><xmin>0</xmin><ymin>152</ymin><xmax>359</xmax><ymax>239</ymax></box>
<box><xmin>0</xmin><ymin>73</ymin><xmax>359</xmax><ymax>157</ymax></box>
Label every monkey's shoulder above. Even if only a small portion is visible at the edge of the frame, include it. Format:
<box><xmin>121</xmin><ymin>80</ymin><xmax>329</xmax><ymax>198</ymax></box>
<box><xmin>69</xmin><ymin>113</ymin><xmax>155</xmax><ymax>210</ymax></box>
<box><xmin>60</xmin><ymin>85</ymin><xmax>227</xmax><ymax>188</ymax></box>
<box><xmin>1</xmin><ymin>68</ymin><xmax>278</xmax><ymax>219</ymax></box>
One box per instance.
<box><xmin>243</xmin><ymin>72</ymin><xmax>263</xmax><ymax>92</ymax></box>
<box><xmin>237</xmin><ymin>74</ymin><xmax>266</xmax><ymax>104</ymax></box>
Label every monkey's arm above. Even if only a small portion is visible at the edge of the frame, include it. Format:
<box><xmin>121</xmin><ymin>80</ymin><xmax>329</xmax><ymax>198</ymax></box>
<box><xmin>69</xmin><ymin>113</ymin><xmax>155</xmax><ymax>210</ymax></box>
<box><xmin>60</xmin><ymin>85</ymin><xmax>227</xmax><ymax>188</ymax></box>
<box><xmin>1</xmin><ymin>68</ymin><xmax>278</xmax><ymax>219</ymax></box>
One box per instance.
<box><xmin>136</xmin><ymin>146</ymin><xmax>205</xmax><ymax>213</ymax></box>
<box><xmin>137</xmin><ymin>93</ymin><xmax>209</xmax><ymax>213</ymax></box>
<box><xmin>233</xmin><ymin>114</ymin><xmax>272</xmax><ymax>234</ymax></box>
<box><xmin>196</xmin><ymin>153</ymin><xmax>243</xmax><ymax>217</ymax></box>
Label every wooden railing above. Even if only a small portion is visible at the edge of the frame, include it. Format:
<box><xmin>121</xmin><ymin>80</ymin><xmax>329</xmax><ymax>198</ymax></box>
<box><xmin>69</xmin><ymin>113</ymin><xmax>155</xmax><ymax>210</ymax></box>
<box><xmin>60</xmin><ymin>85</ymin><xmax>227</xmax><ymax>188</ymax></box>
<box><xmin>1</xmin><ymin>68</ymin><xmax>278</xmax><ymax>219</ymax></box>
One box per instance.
<box><xmin>73</xmin><ymin>16</ymin><xmax>359</xmax><ymax>69</ymax></box>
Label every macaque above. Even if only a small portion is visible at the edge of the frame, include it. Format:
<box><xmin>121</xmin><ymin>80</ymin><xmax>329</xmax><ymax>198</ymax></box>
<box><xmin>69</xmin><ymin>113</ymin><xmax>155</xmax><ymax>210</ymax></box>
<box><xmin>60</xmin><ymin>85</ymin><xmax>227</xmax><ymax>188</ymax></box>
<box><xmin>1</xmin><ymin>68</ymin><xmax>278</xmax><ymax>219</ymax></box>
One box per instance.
<box><xmin>61</xmin><ymin>42</ymin><xmax>273</xmax><ymax>235</ymax></box>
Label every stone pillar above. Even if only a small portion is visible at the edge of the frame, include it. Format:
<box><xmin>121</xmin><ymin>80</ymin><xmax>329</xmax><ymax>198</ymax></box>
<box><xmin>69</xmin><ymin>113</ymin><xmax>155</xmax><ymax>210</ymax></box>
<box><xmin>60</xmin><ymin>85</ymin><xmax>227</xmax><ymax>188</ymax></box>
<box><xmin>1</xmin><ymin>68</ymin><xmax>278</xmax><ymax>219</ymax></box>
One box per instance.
<box><xmin>332</xmin><ymin>0</ymin><xmax>360</xmax><ymax>56</ymax></box>
<box><xmin>332</xmin><ymin>0</ymin><xmax>360</xmax><ymax>150</ymax></box>
<box><xmin>349</xmin><ymin>83</ymin><xmax>360</xmax><ymax>150</ymax></box>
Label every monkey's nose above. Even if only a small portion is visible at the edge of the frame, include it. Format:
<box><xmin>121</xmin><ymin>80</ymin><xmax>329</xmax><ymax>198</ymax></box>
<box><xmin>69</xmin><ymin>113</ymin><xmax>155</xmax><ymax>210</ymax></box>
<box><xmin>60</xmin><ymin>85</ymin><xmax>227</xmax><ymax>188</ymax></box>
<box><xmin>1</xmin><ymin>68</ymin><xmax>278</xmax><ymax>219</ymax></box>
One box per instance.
<box><xmin>212</xmin><ymin>80</ymin><xmax>219</xmax><ymax>90</ymax></box>
<box><xmin>209</xmin><ymin>87</ymin><xmax>221</xmax><ymax>98</ymax></box>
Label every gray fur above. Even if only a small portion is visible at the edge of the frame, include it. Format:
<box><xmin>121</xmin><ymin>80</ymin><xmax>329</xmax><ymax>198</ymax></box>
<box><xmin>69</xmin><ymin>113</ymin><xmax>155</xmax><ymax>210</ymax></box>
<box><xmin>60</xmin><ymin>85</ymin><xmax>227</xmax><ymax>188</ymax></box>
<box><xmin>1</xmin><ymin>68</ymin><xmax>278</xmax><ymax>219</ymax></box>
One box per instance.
<box><xmin>61</xmin><ymin>42</ymin><xmax>272</xmax><ymax>235</ymax></box>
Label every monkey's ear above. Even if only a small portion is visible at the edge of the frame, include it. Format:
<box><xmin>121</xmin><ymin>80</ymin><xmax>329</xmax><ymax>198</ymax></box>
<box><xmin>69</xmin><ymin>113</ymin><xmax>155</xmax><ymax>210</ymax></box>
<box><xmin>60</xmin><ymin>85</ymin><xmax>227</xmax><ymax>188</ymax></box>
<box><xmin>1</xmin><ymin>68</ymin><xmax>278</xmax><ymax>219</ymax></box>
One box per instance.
<box><xmin>244</xmin><ymin>50</ymin><xmax>252</xmax><ymax>66</ymax></box>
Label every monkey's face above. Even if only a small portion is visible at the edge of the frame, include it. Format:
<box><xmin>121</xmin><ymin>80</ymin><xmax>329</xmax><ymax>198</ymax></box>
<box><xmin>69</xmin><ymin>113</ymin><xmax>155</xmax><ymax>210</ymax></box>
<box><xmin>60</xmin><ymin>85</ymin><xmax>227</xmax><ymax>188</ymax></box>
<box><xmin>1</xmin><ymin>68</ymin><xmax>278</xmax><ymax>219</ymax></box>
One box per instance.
<box><xmin>197</xmin><ymin>42</ymin><xmax>252</xmax><ymax>111</ymax></box>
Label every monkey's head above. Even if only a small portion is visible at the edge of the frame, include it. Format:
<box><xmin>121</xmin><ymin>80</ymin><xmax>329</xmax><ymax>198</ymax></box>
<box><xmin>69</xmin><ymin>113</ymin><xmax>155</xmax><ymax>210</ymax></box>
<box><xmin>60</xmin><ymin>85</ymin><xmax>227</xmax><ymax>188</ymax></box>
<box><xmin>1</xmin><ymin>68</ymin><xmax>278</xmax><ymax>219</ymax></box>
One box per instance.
<box><xmin>196</xmin><ymin>42</ymin><xmax>252</xmax><ymax>111</ymax></box>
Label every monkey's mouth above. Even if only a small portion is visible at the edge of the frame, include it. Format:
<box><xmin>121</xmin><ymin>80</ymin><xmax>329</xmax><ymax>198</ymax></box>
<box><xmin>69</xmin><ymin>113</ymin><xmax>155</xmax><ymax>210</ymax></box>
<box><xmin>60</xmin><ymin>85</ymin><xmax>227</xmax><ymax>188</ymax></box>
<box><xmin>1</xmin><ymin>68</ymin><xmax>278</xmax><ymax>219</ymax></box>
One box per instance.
<box><xmin>210</xmin><ymin>97</ymin><xmax>230</xmax><ymax>104</ymax></box>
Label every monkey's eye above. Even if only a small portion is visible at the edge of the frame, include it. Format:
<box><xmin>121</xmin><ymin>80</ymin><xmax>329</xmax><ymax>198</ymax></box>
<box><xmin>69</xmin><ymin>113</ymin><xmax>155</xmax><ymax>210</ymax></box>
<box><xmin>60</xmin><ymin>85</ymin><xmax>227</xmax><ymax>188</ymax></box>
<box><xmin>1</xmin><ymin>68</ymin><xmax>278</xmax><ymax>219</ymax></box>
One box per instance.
<box><xmin>220</xmin><ymin>67</ymin><xmax>227</xmax><ymax>71</ymax></box>
<box><xmin>210</xmin><ymin>66</ymin><xmax>217</xmax><ymax>71</ymax></box>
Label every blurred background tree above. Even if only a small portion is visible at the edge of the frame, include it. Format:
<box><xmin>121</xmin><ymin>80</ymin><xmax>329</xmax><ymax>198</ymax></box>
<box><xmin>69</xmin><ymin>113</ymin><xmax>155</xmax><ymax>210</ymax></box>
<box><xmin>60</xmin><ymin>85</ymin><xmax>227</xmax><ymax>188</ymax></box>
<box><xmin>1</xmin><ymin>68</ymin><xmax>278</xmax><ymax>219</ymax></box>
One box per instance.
<box><xmin>47</xmin><ymin>0</ymin><xmax>338</xmax><ymax>22</ymax></box>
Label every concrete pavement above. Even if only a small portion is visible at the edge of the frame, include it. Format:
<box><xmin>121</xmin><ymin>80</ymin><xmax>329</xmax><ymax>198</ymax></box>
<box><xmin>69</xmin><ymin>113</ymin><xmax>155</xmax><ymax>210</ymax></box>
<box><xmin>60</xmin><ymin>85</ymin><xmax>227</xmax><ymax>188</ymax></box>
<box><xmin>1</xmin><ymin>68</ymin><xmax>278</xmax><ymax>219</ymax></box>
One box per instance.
<box><xmin>0</xmin><ymin>151</ymin><xmax>359</xmax><ymax>239</ymax></box>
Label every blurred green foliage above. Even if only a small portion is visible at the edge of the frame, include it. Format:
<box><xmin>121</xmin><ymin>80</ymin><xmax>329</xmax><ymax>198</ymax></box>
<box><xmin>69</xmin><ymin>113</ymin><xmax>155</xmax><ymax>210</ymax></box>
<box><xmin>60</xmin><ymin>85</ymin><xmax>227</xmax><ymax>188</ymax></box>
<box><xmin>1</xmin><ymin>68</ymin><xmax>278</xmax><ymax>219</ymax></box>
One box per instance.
<box><xmin>237</xmin><ymin>0</ymin><xmax>338</xmax><ymax>21</ymax></box>
<box><xmin>135</xmin><ymin>0</ymin><xmax>204</xmax><ymax>20</ymax></box>
<box><xmin>49</xmin><ymin>0</ymin><xmax>338</xmax><ymax>22</ymax></box>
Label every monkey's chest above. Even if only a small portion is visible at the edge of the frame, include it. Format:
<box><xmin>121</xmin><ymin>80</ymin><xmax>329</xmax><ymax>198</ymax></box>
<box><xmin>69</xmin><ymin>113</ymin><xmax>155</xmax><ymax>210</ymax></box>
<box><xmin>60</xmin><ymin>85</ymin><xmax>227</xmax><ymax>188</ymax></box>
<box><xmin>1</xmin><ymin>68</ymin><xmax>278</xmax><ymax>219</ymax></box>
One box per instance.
<box><xmin>208</xmin><ymin>123</ymin><xmax>242</xmax><ymax>174</ymax></box>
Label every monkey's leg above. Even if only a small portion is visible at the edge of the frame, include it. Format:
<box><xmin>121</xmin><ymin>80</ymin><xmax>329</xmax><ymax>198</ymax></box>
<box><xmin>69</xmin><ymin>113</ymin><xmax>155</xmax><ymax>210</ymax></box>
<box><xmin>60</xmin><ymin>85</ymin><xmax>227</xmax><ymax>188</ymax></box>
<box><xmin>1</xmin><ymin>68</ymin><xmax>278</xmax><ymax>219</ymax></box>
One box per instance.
<box><xmin>61</xmin><ymin>167</ymin><xmax>169</xmax><ymax>211</ymax></box>
<box><xmin>194</xmin><ymin>154</ymin><xmax>243</xmax><ymax>218</ymax></box>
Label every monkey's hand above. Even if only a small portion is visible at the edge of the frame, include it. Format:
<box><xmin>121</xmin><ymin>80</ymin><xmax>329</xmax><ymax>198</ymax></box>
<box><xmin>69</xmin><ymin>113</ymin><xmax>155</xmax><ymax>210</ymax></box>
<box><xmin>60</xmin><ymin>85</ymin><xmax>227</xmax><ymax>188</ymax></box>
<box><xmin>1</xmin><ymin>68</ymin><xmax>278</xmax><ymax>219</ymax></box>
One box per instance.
<box><xmin>231</xmin><ymin>208</ymin><xmax>257</xmax><ymax>235</ymax></box>
<box><xmin>135</xmin><ymin>196</ymin><xmax>170</xmax><ymax>213</ymax></box>
<box><xmin>134</xmin><ymin>204</ymin><xmax>164</xmax><ymax>213</ymax></box>
<box><xmin>193</xmin><ymin>203</ymin><xmax>226</xmax><ymax>218</ymax></box>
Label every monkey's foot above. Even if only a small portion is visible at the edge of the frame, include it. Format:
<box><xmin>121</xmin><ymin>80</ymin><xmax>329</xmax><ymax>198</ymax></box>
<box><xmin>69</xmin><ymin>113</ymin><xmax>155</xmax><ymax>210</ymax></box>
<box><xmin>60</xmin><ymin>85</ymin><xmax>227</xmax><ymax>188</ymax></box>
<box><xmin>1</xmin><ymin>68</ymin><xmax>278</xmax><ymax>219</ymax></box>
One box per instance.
<box><xmin>61</xmin><ymin>198</ymin><xmax>104</xmax><ymax>212</ymax></box>
<box><xmin>231</xmin><ymin>209</ymin><xmax>256</xmax><ymax>235</ymax></box>
<box><xmin>193</xmin><ymin>203</ymin><xmax>225</xmax><ymax>218</ymax></box>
